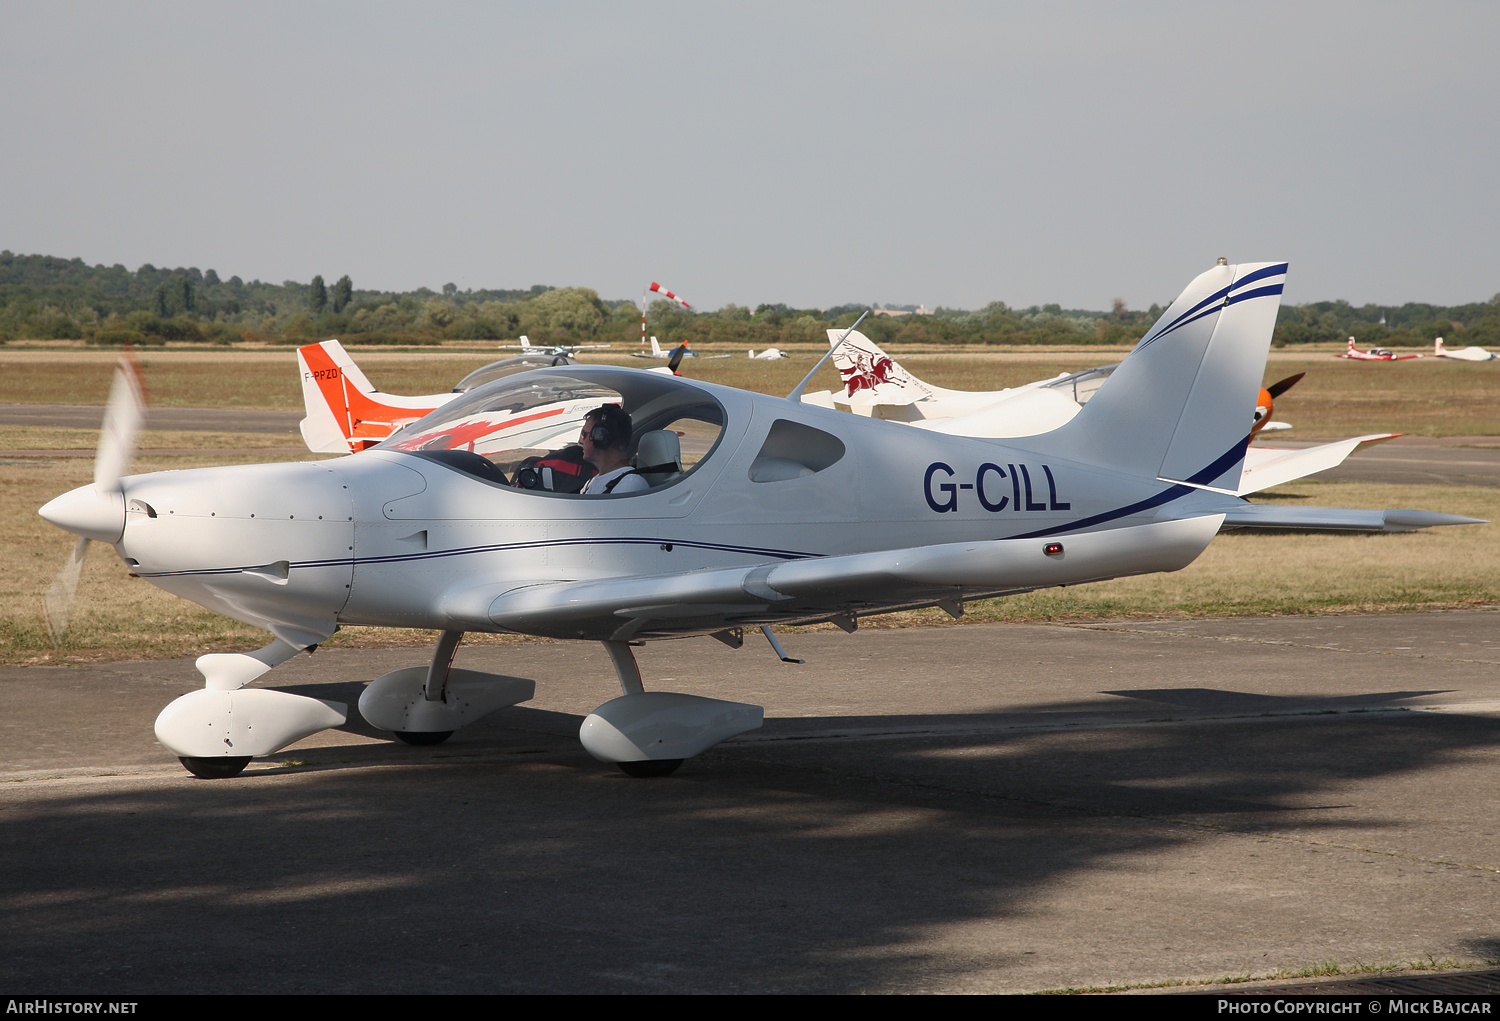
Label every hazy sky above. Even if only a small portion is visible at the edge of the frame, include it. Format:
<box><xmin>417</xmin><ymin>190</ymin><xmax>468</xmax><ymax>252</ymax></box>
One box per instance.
<box><xmin>3</xmin><ymin>2</ymin><xmax>1497</xmax><ymax>311</ymax></box>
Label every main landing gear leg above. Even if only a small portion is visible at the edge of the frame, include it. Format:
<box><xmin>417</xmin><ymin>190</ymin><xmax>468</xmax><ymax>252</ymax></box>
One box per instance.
<box><xmin>600</xmin><ymin>642</ymin><xmax>678</xmax><ymax>776</ymax></box>
<box><xmin>393</xmin><ymin>630</ymin><xmax>464</xmax><ymax>745</ymax></box>
<box><xmin>358</xmin><ymin>632</ymin><xmax>535</xmax><ymax>742</ymax></box>
<box><xmin>602</xmin><ymin>640</ymin><xmax>646</xmax><ymax>696</ymax></box>
<box><xmin>580</xmin><ymin>641</ymin><xmax>764</xmax><ymax>778</ymax></box>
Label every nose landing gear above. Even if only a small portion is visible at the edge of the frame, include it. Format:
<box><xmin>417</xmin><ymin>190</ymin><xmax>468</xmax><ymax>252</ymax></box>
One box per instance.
<box><xmin>179</xmin><ymin>755</ymin><xmax>253</xmax><ymax>779</ymax></box>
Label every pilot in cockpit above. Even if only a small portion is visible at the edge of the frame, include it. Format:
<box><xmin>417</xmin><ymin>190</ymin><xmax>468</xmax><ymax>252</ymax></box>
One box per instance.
<box><xmin>578</xmin><ymin>404</ymin><xmax>650</xmax><ymax>495</ymax></box>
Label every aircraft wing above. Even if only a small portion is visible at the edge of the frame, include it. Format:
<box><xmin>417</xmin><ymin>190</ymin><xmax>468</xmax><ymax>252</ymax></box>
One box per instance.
<box><xmin>436</xmin><ymin>516</ymin><xmax>1222</xmax><ymax>641</ymax></box>
<box><xmin>1237</xmin><ymin>434</ymin><xmax>1399</xmax><ymax>495</ymax></box>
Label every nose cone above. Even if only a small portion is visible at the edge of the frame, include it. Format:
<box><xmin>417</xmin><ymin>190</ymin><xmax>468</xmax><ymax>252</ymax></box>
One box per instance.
<box><xmin>39</xmin><ymin>484</ymin><xmax>125</xmax><ymax>543</ymax></box>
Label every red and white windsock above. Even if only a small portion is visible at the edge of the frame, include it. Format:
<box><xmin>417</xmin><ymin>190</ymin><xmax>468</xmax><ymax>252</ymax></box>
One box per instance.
<box><xmin>648</xmin><ymin>281</ymin><xmax>692</xmax><ymax>309</ymax></box>
<box><xmin>642</xmin><ymin>281</ymin><xmax>692</xmax><ymax>349</ymax></box>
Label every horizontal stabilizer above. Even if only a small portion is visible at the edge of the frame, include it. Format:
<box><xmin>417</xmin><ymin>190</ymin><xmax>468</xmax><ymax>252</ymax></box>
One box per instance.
<box><xmin>1237</xmin><ymin>434</ymin><xmax>1399</xmax><ymax>496</ymax></box>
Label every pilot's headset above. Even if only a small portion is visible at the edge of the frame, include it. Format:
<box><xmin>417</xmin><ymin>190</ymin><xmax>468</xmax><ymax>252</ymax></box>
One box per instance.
<box><xmin>586</xmin><ymin>404</ymin><xmax>631</xmax><ymax>452</ymax></box>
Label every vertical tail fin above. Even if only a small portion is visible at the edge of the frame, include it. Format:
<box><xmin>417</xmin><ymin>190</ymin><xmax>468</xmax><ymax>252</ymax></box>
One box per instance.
<box><xmin>650</xmin><ymin>336</ymin><xmax>664</xmax><ymax>357</ymax></box>
<box><xmin>296</xmin><ymin>339</ymin><xmax>443</xmax><ymax>454</ymax></box>
<box><xmin>1046</xmin><ymin>261</ymin><xmax>1287</xmax><ymax>493</ymax></box>
<box><xmin>297</xmin><ymin>341</ymin><xmax>370</xmax><ymax>452</ymax></box>
<box><xmin>824</xmin><ymin>329</ymin><xmax>933</xmax><ymax>405</ymax></box>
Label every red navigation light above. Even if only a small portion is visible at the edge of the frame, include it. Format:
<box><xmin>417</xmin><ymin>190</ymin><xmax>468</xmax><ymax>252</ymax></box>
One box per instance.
<box><xmin>1043</xmin><ymin>542</ymin><xmax>1064</xmax><ymax>557</ymax></box>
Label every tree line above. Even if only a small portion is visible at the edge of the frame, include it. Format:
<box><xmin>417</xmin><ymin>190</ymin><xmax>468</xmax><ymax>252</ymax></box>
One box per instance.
<box><xmin>1</xmin><ymin>251</ymin><xmax>1496</xmax><ymax>349</ymax></box>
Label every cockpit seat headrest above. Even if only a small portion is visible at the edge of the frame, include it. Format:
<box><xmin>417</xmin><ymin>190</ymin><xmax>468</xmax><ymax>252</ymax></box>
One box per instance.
<box><xmin>635</xmin><ymin>430</ymin><xmax>682</xmax><ymax>487</ymax></box>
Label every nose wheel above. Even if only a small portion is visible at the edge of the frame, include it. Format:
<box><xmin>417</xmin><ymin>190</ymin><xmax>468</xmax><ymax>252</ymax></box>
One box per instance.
<box><xmin>616</xmin><ymin>758</ymin><xmax>683</xmax><ymax>778</ymax></box>
<box><xmin>179</xmin><ymin>756</ymin><xmax>252</xmax><ymax>779</ymax></box>
<box><xmin>394</xmin><ymin>730</ymin><xmax>453</xmax><ymax>746</ymax></box>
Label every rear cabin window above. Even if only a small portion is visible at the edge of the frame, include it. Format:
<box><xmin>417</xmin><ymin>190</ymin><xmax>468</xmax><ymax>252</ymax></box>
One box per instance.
<box><xmin>748</xmin><ymin>419</ymin><xmax>846</xmax><ymax>482</ymax></box>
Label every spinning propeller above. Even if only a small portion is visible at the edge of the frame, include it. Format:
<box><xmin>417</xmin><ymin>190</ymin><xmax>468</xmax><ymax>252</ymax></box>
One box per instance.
<box><xmin>39</xmin><ymin>353</ymin><xmax>146</xmax><ymax>642</ymax></box>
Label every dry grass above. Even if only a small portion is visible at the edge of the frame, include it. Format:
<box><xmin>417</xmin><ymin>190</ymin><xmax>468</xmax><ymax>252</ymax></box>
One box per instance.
<box><xmin>4</xmin><ymin>346</ymin><xmax>1495</xmax><ymax>438</ymax></box>
<box><xmin>1249</xmin><ymin>357</ymin><xmax>1500</xmax><ymax>437</ymax></box>
<box><xmin>0</xmin><ymin>352</ymin><xmax>504</xmax><ymax>410</ymax></box>
<box><xmin>0</xmin><ymin>426</ymin><xmax>303</xmax><ymax>451</ymax></box>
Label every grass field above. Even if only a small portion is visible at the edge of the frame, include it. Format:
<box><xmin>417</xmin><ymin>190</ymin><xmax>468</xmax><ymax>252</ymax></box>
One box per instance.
<box><xmin>2</xmin><ymin>346</ymin><xmax>1496</xmax><ymax>665</ymax></box>
<box><xmin>3</xmin><ymin>343</ymin><xmax>1496</xmax><ymax>436</ymax></box>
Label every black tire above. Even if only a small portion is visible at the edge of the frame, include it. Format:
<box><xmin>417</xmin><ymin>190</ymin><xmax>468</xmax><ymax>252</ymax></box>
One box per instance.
<box><xmin>395</xmin><ymin>730</ymin><xmax>454</xmax><ymax>746</ymax></box>
<box><xmin>179</xmin><ymin>756</ymin><xmax>252</xmax><ymax>779</ymax></box>
<box><xmin>616</xmin><ymin>759</ymin><xmax>683</xmax><ymax>778</ymax></box>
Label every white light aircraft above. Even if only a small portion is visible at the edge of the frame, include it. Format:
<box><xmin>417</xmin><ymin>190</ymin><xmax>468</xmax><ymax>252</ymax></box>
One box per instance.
<box><xmin>499</xmin><ymin>334</ymin><xmax>610</xmax><ymax>356</ymax></box>
<box><xmin>631</xmin><ymin>336</ymin><xmax>729</xmax><ymax>364</ymax></box>
<box><xmin>749</xmin><ymin>348</ymin><xmax>789</xmax><ymax>360</ymax></box>
<box><xmin>802</xmin><ymin>330</ymin><xmax>1402</xmax><ymax>501</ymax></box>
<box><xmin>39</xmin><ymin>261</ymin><xmax>1483</xmax><ymax>782</ymax></box>
<box><xmin>1434</xmin><ymin>337</ymin><xmax>1495</xmax><ymax>362</ymax></box>
<box><xmin>632</xmin><ymin>336</ymin><xmax>690</xmax><ymax>359</ymax></box>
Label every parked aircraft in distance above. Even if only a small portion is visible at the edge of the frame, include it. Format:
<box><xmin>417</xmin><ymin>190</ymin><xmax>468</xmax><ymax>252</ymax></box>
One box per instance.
<box><xmin>632</xmin><ymin>336</ymin><xmax>697</xmax><ymax>360</ymax></box>
<box><xmin>297</xmin><ymin>340</ymin><xmax>575</xmax><ymax>453</ymax></box>
<box><xmin>800</xmin><ymin>330</ymin><xmax>1408</xmax><ymax>504</ymax></box>
<box><xmin>1338</xmin><ymin>337</ymin><xmax>1421</xmax><ymax>360</ymax></box>
<box><xmin>631</xmin><ymin>336</ymin><xmax>731</xmax><ymax>370</ymax></box>
<box><xmin>500</xmin><ymin>335</ymin><xmax>610</xmax><ymax>356</ymax></box>
<box><xmin>1434</xmin><ymin>337</ymin><xmax>1496</xmax><ymax>362</ymax></box>
<box><xmin>39</xmin><ymin>260</ymin><xmax>1483</xmax><ymax>783</ymax></box>
<box><xmin>749</xmin><ymin>348</ymin><xmax>789</xmax><ymax>360</ymax></box>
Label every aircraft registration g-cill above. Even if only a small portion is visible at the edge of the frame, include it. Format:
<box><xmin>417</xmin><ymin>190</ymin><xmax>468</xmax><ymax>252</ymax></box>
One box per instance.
<box><xmin>43</xmin><ymin>260</ymin><xmax>1467</xmax><ymax>782</ymax></box>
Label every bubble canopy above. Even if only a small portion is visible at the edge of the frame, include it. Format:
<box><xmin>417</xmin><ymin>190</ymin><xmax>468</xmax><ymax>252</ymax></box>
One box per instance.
<box><xmin>375</xmin><ymin>367</ymin><xmax>727</xmax><ymax>494</ymax></box>
<box><xmin>450</xmin><ymin>352</ymin><xmax>576</xmax><ymax>393</ymax></box>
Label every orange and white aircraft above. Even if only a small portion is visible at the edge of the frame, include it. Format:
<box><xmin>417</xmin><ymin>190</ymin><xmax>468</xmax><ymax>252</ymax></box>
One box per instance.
<box><xmin>800</xmin><ymin>330</ymin><xmax>1398</xmax><ymax>497</ymax></box>
<box><xmin>297</xmin><ymin>340</ymin><xmax>577</xmax><ymax>454</ymax></box>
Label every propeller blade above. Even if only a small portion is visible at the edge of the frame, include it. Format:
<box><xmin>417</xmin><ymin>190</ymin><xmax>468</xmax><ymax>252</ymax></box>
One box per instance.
<box><xmin>95</xmin><ymin>352</ymin><xmax>146</xmax><ymax>492</ymax></box>
<box><xmin>41</xmin><ymin>537</ymin><xmax>89</xmax><ymax>643</ymax></box>
<box><xmin>1266</xmin><ymin>372</ymin><xmax>1305</xmax><ymax>400</ymax></box>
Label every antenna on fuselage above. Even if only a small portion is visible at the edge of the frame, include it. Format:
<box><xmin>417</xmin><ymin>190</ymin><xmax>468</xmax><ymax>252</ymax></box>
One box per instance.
<box><xmin>786</xmin><ymin>310</ymin><xmax>870</xmax><ymax>402</ymax></box>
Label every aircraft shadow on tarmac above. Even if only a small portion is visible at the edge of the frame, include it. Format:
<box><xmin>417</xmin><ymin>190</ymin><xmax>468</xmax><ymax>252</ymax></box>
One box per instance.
<box><xmin>1099</xmin><ymin>687</ymin><xmax>1452</xmax><ymax>713</ymax></box>
<box><xmin>5</xmin><ymin>684</ymin><xmax>1500</xmax><ymax>993</ymax></box>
